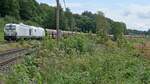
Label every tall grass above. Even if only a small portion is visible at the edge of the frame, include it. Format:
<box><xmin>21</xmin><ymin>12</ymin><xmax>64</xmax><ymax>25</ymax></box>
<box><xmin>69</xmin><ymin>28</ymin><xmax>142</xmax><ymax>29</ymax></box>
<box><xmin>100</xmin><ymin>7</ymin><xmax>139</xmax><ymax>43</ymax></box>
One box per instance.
<box><xmin>3</xmin><ymin>35</ymin><xmax>150</xmax><ymax>84</ymax></box>
<box><xmin>0</xmin><ymin>30</ymin><xmax>4</xmax><ymax>42</ymax></box>
<box><xmin>0</xmin><ymin>18</ymin><xmax>5</xmax><ymax>42</ymax></box>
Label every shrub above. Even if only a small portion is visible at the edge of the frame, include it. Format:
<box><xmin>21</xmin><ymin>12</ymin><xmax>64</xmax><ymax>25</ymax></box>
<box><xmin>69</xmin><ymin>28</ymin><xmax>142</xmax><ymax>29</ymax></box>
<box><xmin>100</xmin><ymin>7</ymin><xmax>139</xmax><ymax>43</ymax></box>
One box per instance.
<box><xmin>60</xmin><ymin>35</ymin><xmax>95</xmax><ymax>53</ymax></box>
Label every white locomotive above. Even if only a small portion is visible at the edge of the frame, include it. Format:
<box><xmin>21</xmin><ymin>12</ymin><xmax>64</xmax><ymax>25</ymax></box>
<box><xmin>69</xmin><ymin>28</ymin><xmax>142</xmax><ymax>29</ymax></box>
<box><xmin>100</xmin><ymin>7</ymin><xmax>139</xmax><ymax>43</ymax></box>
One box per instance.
<box><xmin>4</xmin><ymin>23</ymin><xmax>45</xmax><ymax>41</ymax></box>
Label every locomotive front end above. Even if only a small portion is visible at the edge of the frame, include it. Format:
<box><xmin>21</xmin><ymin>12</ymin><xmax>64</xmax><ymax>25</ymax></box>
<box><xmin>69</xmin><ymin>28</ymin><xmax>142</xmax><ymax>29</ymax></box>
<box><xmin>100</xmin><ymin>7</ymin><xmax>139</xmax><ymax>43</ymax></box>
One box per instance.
<box><xmin>4</xmin><ymin>24</ymin><xmax>17</xmax><ymax>41</ymax></box>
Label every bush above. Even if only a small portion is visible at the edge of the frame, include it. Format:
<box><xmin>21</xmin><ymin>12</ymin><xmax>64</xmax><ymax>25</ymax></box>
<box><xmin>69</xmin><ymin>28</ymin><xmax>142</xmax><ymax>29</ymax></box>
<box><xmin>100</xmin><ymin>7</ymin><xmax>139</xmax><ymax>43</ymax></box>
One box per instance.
<box><xmin>42</xmin><ymin>36</ymin><xmax>56</xmax><ymax>50</ymax></box>
<box><xmin>60</xmin><ymin>35</ymin><xmax>95</xmax><ymax>53</ymax></box>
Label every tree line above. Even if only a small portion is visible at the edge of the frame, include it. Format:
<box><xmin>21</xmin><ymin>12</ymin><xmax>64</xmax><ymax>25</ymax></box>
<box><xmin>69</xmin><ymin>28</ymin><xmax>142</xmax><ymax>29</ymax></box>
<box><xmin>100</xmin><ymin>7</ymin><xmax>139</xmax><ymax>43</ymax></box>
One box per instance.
<box><xmin>127</xmin><ymin>29</ymin><xmax>150</xmax><ymax>36</ymax></box>
<box><xmin>1</xmin><ymin>0</ymin><xmax>148</xmax><ymax>38</ymax></box>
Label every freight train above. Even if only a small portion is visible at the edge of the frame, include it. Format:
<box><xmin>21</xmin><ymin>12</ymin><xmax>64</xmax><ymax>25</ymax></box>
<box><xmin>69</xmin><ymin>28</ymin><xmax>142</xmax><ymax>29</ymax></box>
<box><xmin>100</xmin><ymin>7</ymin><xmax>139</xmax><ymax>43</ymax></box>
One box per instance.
<box><xmin>4</xmin><ymin>23</ymin><xmax>76</xmax><ymax>41</ymax></box>
<box><xmin>4</xmin><ymin>23</ymin><xmax>145</xmax><ymax>41</ymax></box>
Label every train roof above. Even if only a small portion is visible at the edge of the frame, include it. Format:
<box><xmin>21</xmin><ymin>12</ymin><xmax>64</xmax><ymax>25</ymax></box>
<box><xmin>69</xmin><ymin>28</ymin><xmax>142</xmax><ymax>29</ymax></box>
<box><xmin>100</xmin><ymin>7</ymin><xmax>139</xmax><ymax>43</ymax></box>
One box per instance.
<box><xmin>5</xmin><ymin>23</ymin><xmax>45</xmax><ymax>30</ymax></box>
<box><xmin>30</xmin><ymin>26</ymin><xmax>44</xmax><ymax>30</ymax></box>
<box><xmin>5</xmin><ymin>23</ymin><xmax>19</xmax><ymax>26</ymax></box>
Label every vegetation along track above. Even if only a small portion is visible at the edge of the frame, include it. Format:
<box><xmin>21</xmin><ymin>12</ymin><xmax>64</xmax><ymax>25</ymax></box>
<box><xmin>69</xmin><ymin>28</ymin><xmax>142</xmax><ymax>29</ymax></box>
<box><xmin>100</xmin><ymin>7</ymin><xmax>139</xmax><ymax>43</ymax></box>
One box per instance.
<box><xmin>0</xmin><ymin>48</ymin><xmax>35</xmax><ymax>73</ymax></box>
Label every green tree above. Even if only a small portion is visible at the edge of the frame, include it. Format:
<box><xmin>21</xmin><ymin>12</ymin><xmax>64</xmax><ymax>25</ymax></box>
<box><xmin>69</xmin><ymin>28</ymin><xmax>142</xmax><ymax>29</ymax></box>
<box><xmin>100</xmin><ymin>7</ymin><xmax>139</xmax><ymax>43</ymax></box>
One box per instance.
<box><xmin>64</xmin><ymin>8</ymin><xmax>77</xmax><ymax>31</ymax></box>
<box><xmin>81</xmin><ymin>11</ymin><xmax>96</xmax><ymax>33</ymax></box>
<box><xmin>112</xmin><ymin>22</ymin><xmax>128</xmax><ymax>47</ymax></box>
<box><xmin>73</xmin><ymin>13</ymin><xmax>96</xmax><ymax>33</ymax></box>
<box><xmin>19</xmin><ymin>0</ymin><xmax>39</xmax><ymax>20</ymax></box>
<box><xmin>112</xmin><ymin>22</ymin><xmax>126</xmax><ymax>41</ymax></box>
<box><xmin>64</xmin><ymin>8</ymin><xmax>72</xmax><ymax>30</ymax></box>
<box><xmin>82</xmin><ymin>11</ymin><xmax>96</xmax><ymax>19</ymax></box>
<box><xmin>0</xmin><ymin>0</ymin><xmax>8</xmax><ymax>17</ymax></box>
<box><xmin>41</xmin><ymin>5</ymin><xmax>66</xmax><ymax>30</ymax></box>
<box><xmin>96</xmin><ymin>11</ymin><xmax>109</xmax><ymax>42</ymax></box>
<box><xmin>78</xmin><ymin>16</ymin><xmax>94</xmax><ymax>32</ymax></box>
<box><xmin>71</xmin><ymin>18</ymin><xmax>77</xmax><ymax>31</ymax></box>
<box><xmin>9</xmin><ymin>0</ymin><xmax>20</xmax><ymax>19</ymax></box>
<box><xmin>0</xmin><ymin>0</ymin><xmax>20</xmax><ymax>18</ymax></box>
<box><xmin>42</xmin><ymin>6</ymin><xmax>56</xmax><ymax>29</ymax></box>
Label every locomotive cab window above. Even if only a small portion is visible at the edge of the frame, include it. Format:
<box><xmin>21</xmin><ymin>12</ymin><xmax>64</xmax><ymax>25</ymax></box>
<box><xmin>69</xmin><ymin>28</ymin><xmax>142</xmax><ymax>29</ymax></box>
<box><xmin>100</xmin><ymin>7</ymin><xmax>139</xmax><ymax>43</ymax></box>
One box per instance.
<box><xmin>5</xmin><ymin>25</ymin><xmax>16</xmax><ymax>30</ymax></box>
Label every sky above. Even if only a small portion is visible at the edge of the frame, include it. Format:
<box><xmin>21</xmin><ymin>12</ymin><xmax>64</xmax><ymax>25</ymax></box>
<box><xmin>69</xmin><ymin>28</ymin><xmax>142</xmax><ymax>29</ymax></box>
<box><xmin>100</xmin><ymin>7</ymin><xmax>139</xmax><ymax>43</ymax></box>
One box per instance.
<box><xmin>36</xmin><ymin>0</ymin><xmax>150</xmax><ymax>31</ymax></box>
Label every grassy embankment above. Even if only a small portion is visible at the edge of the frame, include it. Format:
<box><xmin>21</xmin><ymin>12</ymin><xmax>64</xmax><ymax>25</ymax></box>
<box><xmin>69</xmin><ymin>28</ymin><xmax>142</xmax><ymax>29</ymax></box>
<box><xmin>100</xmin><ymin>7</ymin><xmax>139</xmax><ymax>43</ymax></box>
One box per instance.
<box><xmin>0</xmin><ymin>24</ymin><xmax>4</xmax><ymax>42</ymax></box>
<box><xmin>1</xmin><ymin>34</ymin><xmax>149</xmax><ymax>84</ymax></box>
<box><xmin>0</xmin><ymin>18</ymin><xmax>5</xmax><ymax>43</ymax></box>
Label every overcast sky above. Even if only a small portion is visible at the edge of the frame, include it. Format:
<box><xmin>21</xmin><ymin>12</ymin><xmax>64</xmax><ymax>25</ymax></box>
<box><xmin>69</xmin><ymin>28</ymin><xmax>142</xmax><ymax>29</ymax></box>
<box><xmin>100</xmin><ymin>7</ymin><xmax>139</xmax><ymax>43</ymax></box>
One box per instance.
<box><xmin>36</xmin><ymin>0</ymin><xmax>150</xmax><ymax>31</ymax></box>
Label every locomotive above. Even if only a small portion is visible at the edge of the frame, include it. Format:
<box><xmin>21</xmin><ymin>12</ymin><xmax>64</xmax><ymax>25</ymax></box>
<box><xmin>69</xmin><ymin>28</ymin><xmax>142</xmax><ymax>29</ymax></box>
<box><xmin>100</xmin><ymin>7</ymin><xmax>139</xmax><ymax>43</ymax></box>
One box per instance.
<box><xmin>4</xmin><ymin>23</ymin><xmax>45</xmax><ymax>41</ymax></box>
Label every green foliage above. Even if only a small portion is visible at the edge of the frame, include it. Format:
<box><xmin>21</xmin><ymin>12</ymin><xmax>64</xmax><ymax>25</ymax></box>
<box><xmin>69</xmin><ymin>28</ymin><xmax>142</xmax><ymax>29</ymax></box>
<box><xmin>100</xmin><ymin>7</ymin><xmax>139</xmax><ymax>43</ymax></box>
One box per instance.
<box><xmin>41</xmin><ymin>6</ymin><xmax>56</xmax><ymax>29</ymax></box>
<box><xmin>19</xmin><ymin>0</ymin><xmax>39</xmax><ymax>20</ymax></box>
<box><xmin>23</xmin><ymin>20</ymin><xmax>39</xmax><ymax>27</ymax></box>
<box><xmin>3</xmin><ymin>35</ymin><xmax>150</xmax><ymax>84</ymax></box>
<box><xmin>3</xmin><ymin>16</ymin><xmax>18</xmax><ymax>23</ymax></box>
<box><xmin>74</xmin><ymin>12</ymin><xmax>96</xmax><ymax>33</ymax></box>
<box><xmin>111</xmin><ymin>22</ymin><xmax>128</xmax><ymax>47</ymax></box>
<box><xmin>0</xmin><ymin>31</ymin><xmax>4</xmax><ymax>42</ymax></box>
<box><xmin>0</xmin><ymin>18</ymin><xmax>6</xmax><ymax>41</ymax></box>
<box><xmin>79</xmin><ymin>16</ymin><xmax>95</xmax><ymax>33</ymax></box>
<box><xmin>42</xmin><ymin>36</ymin><xmax>56</xmax><ymax>50</ymax></box>
<box><xmin>0</xmin><ymin>0</ymin><xmax>20</xmax><ymax>18</ymax></box>
<box><xmin>60</xmin><ymin>35</ymin><xmax>95</xmax><ymax>53</ymax></box>
<box><xmin>64</xmin><ymin>8</ymin><xmax>73</xmax><ymax>31</ymax></box>
<box><xmin>6</xmin><ymin>55</ymin><xmax>42</xmax><ymax>84</ymax></box>
<box><xmin>112</xmin><ymin>22</ymin><xmax>126</xmax><ymax>41</ymax></box>
<box><xmin>0</xmin><ymin>18</ymin><xmax>6</xmax><ymax>28</ymax></box>
<box><xmin>64</xmin><ymin>9</ymin><xmax>77</xmax><ymax>32</ymax></box>
<box><xmin>96</xmin><ymin>11</ymin><xmax>110</xmax><ymax>43</ymax></box>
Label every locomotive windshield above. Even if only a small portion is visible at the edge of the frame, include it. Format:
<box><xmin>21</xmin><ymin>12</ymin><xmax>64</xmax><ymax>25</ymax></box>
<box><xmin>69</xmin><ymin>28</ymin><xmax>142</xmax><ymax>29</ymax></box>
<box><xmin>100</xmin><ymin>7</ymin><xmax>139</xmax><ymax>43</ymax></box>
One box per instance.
<box><xmin>5</xmin><ymin>25</ymin><xmax>16</xmax><ymax>30</ymax></box>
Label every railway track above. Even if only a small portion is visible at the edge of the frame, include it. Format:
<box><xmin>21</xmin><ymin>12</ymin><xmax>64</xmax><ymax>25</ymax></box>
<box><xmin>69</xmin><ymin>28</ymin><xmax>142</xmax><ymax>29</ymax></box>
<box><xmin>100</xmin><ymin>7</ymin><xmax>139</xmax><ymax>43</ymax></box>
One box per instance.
<box><xmin>0</xmin><ymin>48</ymin><xmax>35</xmax><ymax>73</ymax></box>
